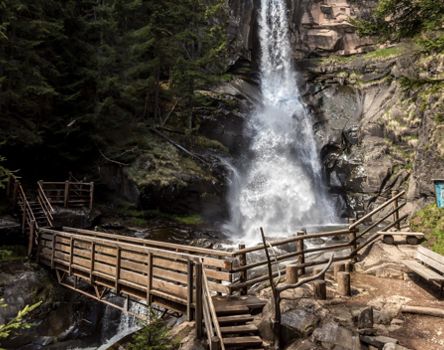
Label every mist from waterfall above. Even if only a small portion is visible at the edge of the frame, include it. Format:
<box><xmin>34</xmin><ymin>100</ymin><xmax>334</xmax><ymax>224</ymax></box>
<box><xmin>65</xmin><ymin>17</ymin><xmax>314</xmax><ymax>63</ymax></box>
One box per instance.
<box><xmin>227</xmin><ymin>0</ymin><xmax>335</xmax><ymax>243</ymax></box>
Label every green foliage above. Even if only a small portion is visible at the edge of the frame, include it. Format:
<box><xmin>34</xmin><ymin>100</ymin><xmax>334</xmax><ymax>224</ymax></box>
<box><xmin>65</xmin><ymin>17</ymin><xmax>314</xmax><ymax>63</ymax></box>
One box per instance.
<box><xmin>416</xmin><ymin>31</ymin><xmax>444</xmax><ymax>53</ymax></box>
<box><xmin>351</xmin><ymin>0</ymin><xmax>444</xmax><ymax>41</ymax></box>
<box><xmin>0</xmin><ymin>246</ymin><xmax>26</xmax><ymax>262</ymax></box>
<box><xmin>411</xmin><ymin>203</ymin><xmax>444</xmax><ymax>255</ymax></box>
<box><xmin>0</xmin><ymin>0</ymin><xmax>228</xmax><ymax>174</ymax></box>
<box><xmin>127</xmin><ymin>312</ymin><xmax>178</xmax><ymax>350</ymax></box>
<box><xmin>0</xmin><ymin>299</ymin><xmax>42</xmax><ymax>349</ymax></box>
<box><xmin>0</xmin><ymin>154</ymin><xmax>12</xmax><ymax>189</ymax></box>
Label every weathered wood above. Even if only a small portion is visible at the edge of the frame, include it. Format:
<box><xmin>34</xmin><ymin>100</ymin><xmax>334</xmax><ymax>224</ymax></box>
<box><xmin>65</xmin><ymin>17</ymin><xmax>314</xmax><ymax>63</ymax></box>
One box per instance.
<box><xmin>313</xmin><ymin>280</ymin><xmax>327</xmax><ymax>300</ymax></box>
<box><xmin>64</xmin><ymin>181</ymin><xmax>70</xmax><ymax>208</ymax></box>
<box><xmin>222</xmin><ymin>336</ymin><xmax>262</xmax><ymax>347</ymax></box>
<box><xmin>210</xmin><ymin>336</ymin><xmax>221</xmax><ymax>350</ymax></box>
<box><xmin>90</xmin><ymin>242</ymin><xmax>95</xmax><ymax>283</ymax></box>
<box><xmin>378</xmin><ymin>231</ymin><xmax>425</xmax><ymax>237</ymax></box>
<box><xmin>401</xmin><ymin>305</ymin><xmax>444</xmax><ymax>318</ymax></box>
<box><xmin>403</xmin><ymin>260</ymin><xmax>444</xmax><ymax>281</ymax></box>
<box><xmin>115</xmin><ymin>247</ymin><xmax>121</xmax><ymax>291</ymax></box>
<box><xmin>337</xmin><ymin>272</ymin><xmax>351</xmax><ymax>296</ymax></box>
<box><xmin>61</xmin><ymin>226</ymin><xmax>232</xmax><ymax>259</ymax></box>
<box><xmin>195</xmin><ymin>262</ymin><xmax>203</xmax><ymax>339</ymax></box>
<box><xmin>238</xmin><ymin>244</ymin><xmax>247</xmax><ymax>295</ymax></box>
<box><xmin>417</xmin><ymin>246</ymin><xmax>444</xmax><ymax>267</ymax></box>
<box><xmin>147</xmin><ymin>252</ymin><xmax>153</xmax><ymax>305</ymax></box>
<box><xmin>89</xmin><ymin>182</ymin><xmax>94</xmax><ymax>210</ymax></box>
<box><xmin>349</xmin><ymin>219</ymin><xmax>358</xmax><ymax>262</ymax></box>
<box><xmin>187</xmin><ymin>260</ymin><xmax>193</xmax><ymax>321</ymax></box>
<box><xmin>28</xmin><ymin>221</ymin><xmax>35</xmax><ymax>257</ymax></box>
<box><xmin>286</xmin><ymin>264</ymin><xmax>298</xmax><ymax>284</ymax></box>
<box><xmin>334</xmin><ymin>263</ymin><xmax>346</xmax><ymax>280</ymax></box>
<box><xmin>297</xmin><ymin>230</ymin><xmax>306</xmax><ymax>276</ymax></box>
<box><xmin>69</xmin><ymin>237</ymin><xmax>74</xmax><ymax>275</ymax></box>
<box><xmin>392</xmin><ymin>190</ymin><xmax>400</xmax><ymax>230</ymax></box>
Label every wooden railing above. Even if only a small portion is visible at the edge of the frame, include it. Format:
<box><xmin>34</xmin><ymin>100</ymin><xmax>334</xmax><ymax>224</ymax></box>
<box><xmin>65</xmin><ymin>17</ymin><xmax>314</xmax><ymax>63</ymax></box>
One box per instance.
<box><xmin>37</xmin><ymin>181</ymin><xmax>54</xmax><ymax>227</ymax></box>
<box><xmin>229</xmin><ymin>190</ymin><xmax>407</xmax><ymax>292</ymax></box>
<box><xmin>39</xmin><ymin>181</ymin><xmax>94</xmax><ymax>210</ymax></box>
<box><xmin>200</xmin><ymin>265</ymin><xmax>225</xmax><ymax>350</ymax></box>
<box><xmin>37</xmin><ymin>226</ymin><xmax>227</xmax><ymax>347</ymax></box>
<box><xmin>30</xmin><ymin>191</ymin><xmax>407</xmax><ymax>345</ymax></box>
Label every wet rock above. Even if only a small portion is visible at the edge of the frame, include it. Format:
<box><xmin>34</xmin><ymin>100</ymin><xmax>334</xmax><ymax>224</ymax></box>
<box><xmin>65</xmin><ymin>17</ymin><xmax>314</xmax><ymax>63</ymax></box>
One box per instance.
<box><xmin>52</xmin><ymin>207</ymin><xmax>98</xmax><ymax>229</ymax></box>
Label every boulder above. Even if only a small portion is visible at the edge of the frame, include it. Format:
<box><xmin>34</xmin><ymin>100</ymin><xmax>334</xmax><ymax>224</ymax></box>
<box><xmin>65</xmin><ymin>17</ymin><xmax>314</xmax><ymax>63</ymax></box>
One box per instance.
<box><xmin>311</xmin><ymin>321</ymin><xmax>361</xmax><ymax>350</ymax></box>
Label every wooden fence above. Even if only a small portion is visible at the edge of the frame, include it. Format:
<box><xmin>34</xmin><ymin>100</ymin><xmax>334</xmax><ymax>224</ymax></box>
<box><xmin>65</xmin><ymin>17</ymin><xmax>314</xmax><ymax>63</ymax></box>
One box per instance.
<box><xmin>39</xmin><ymin>181</ymin><xmax>94</xmax><ymax>210</ymax></box>
<box><xmin>37</xmin><ymin>227</ymin><xmax>227</xmax><ymax>347</ymax></box>
<box><xmin>229</xmin><ymin>190</ymin><xmax>407</xmax><ymax>293</ymax></box>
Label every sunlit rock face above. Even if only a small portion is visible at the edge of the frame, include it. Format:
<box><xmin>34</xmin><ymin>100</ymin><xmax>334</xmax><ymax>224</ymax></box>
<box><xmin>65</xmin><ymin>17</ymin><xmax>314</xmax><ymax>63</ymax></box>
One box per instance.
<box><xmin>226</xmin><ymin>0</ymin><xmax>443</xmax><ymax>223</ymax></box>
<box><xmin>227</xmin><ymin>0</ymin><xmax>378</xmax><ymax>65</ymax></box>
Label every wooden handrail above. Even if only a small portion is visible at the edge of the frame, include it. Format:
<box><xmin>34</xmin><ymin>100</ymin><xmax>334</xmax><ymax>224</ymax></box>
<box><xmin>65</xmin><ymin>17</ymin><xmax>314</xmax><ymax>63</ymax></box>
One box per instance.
<box><xmin>62</xmin><ymin>226</ymin><xmax>233</xmax><ymax>258</ymax></box>
<box><xmin>202</xmin><ymin>266</ymin><xmax>224</xmax><ymax>350</ymax></box>
<box><xmin>349</xmin><ymin>190</ymin><xmax>405</xmax><ymax>229</ymax></box>
<box><xmin>39</xmin><ymin>180</ymin><xmax>94</xmax><ymax>210</ymax></box>
<box><xmin>40</xmin><ymin>227</ymin><xmax>205</xmax><ymax>262</ymax></box>
<box><xmin>37</xmin><ymin>181</ymin><xmax>54</xmax><ymax>225</ymax></box>
<box><xmin>234</xmin><ymin>228</ymin><xmax>350</xmax><ymax>256</ymax></box>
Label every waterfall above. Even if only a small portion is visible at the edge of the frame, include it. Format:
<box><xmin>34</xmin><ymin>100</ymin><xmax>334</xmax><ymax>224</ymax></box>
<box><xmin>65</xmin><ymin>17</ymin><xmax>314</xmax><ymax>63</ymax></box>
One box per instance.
<box><xmin>227</xmin><ymin>0</ymin><xmax>335</xmax><ymax>243</ymax></box>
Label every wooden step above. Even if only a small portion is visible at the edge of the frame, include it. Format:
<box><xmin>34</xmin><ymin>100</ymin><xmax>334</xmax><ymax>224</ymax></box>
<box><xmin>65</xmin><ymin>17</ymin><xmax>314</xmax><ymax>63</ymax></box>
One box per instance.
<box><xmin>215</xmin><ymin>304</ymin><xmax>249</xmax><ymax>315</ymax></box>
<box><xmin>218</xmin><ymin>314</ymin><xmax>255</xmax><ymax>325</ymax></box>
<box><xmin>223</xmin><ymin>336</ymin><xmax>263</xmax><ymax>348</ymax></box>
<box><xmin>221</xmin><ymin>324</ymin><xmax>258</xmax><ymax>335</ymax></box>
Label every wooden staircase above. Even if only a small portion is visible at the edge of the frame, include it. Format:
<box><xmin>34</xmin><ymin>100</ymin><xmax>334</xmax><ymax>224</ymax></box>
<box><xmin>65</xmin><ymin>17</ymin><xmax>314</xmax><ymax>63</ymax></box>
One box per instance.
<box><xmin>213</xmin><ymin>297</ymin><xmax>267</xmax><ymax>350</ymax></box>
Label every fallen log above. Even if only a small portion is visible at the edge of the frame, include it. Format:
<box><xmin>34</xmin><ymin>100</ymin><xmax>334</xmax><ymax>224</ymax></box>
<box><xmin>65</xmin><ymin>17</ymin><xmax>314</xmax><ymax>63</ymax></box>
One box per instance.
<box><xmin>401</xmin><ymin>305</ymin><xmax>444</xmax><ymax>318</ymax></box>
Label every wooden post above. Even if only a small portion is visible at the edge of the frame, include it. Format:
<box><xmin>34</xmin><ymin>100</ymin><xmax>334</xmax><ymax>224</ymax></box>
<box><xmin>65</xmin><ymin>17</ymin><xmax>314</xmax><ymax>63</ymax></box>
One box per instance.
<box><xmin>69</xmin><ymin>237</ymin><xmax>74</xmax><ymax>276</ymax></box>
<box><xmin>187</xmin><ymin>260</ymin><xmax>194</xmax><ymax>321</ymax></box>
<box><xmin>392</xmin><ymin>190</ymin><xmax>400</xmax><ymax>230</ymax></box>
<box><xmin>64</xmin><ymin>181</ymin><xmax>70</xmax><ymax>208</ymax></box>
<box><xmin>195</xmin><ymin>262</ymin><xmax>203</xmax><ymax>339</ymax></box>
<box><xmin>89</xmin><ymin>182</ymin><xmax>94</xmax><ymax>210</ymax></box>
<box><xmin>51</xmin><ymin>233</ymin><xmax>56</xmax><ymax>268</ymax></box>
<box><xmin>286</xmin><ymin>264</ymin><xmax>298</xmax><ymax>284</ymax></box>
<box><xmin>21</xmin><ymin>203</ymin><xmax>26</xmax><ymax>234</ymax></box>
<box><xmin>297</xmin><ymin>229</ymin><xmax>306</xmax><ymax>276</ymax></box>
<box><xmin>334</xmin><ymin>263</ymin><xmax>346</xmax><ymax>280</ymax></box>
<box><xmin>337</xmin><ymin>272</ymin><xmax>351</xmax><ymax>296</ymax></box>
<box><xmin>210</xmin><ymin>336</ymin><xmax>221</xmax><ymax>350</ymax></box>
<box><xmin>349</xmin><ymin>219</ymin><xmax>358</xmax><ymax>262</ymax></box>
<box><xmin>146</xmin><ymin>253</ymin><xmax>153</xmax><ymax>306</ymax></box>
<box><xmin>314</xmin><ymin>267</ymin><xmax>325</xmax><ymax>280</ymax></box>
<box><xmin>313</xmin><ymin>280</ymin><xmax>327</xmax><ymax>300</ymax></box>
<box><xmin>28</xmin><ymin>221</ymin><xmax>35</xmax><ymax>257</ymax></box>
<box><xmin>238</xmin><ymin>244</ymin><xmax>247</xmax><ymax>295</ymax></box>
<box><xmin>90</xmin><ymin>242</ymin><xmax>95</xmax><ymax>283</ymax></box>
<box><xmin>115</xmin><ymin>246</ymin><xmax>121</xmax><ymax>292</ymax></box>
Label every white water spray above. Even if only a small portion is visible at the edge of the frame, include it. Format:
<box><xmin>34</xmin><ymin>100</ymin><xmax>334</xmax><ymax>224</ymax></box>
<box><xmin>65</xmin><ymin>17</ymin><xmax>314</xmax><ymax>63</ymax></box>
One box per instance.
<box><xmin>227</xmin><ymin>0</ymin><xmax>335</xmax><ymax>243</ymax></box>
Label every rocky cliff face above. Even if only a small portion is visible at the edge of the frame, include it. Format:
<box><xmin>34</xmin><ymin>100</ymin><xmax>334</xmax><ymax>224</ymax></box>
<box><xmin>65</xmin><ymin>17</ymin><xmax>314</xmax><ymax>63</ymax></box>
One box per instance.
<box><xmin>227</xmin><ymin>0</ymin><xmax>377</xmax><ymax>67</ymax></box>
<box><xmin>225</xmin><ymin>0</ymin><xmax>443</xmax><ymax>218</ymax></box>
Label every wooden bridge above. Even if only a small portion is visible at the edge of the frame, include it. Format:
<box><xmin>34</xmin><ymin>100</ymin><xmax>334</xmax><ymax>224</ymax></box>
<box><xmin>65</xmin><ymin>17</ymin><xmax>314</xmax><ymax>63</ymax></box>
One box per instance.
<box><xmin>6</xmin><ymin>177</ymin><xmax>408</xmax><ymax>350</ymax></box>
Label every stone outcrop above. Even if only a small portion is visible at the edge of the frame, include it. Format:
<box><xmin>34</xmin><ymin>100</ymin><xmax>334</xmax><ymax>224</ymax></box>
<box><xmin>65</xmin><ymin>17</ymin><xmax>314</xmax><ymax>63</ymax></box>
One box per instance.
<box><xmin>226</xmin><ymin>0</ymin><xmax>443</xmax><ymax>217</ymax></box>
<box><xmin>302</xmin><ymin>50</ymin><xmax>444</xmax><ymax>216</ymax></box>
<box><xmin>227</xmin><ymin>0</ymin><xmax>378</xmax><ymax>67</ymax></box>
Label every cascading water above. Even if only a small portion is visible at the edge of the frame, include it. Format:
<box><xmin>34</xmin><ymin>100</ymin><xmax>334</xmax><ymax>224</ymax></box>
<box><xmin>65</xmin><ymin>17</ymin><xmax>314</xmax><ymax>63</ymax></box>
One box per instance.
<box><xmin>227</xmin><ymin>0</ymin><xmax>335</xmax><ymax>243</ymax></box>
